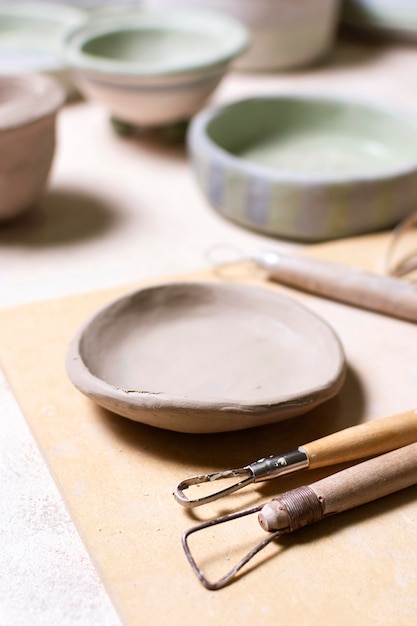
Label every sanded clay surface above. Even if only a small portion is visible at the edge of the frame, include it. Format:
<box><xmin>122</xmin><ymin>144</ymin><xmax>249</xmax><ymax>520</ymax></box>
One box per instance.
<box><xmin>0</xmin><ymin>231</ymin><xmax>417</xmax><ymax>625</ymax></box>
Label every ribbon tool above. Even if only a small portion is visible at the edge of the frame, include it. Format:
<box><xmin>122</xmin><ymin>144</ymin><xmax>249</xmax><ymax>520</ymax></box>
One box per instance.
<box><xmin>174</xmin><ymin>409</ymin><xmax>417</xmax><ymax>507</ymax></box>
<box><xmin>182</xmin><ymin>442</ymin><xmax>417</xmax><ymax>590</ymax></box>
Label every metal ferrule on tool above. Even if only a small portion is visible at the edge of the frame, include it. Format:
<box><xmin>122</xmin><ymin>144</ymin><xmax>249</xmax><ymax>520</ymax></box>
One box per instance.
<box><xmin>174</xmin><ymin>409</ymin><xmax>417</xmax><ymax>508</ymax></box>
<box><xmin>248</xmin><ymin>449</ymin><xmax>309</xmax><ymax>481</ymax></box>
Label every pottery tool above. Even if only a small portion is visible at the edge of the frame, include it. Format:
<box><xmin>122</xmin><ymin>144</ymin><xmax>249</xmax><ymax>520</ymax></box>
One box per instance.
<box><xmin>182</xmin><ymin>442</ymin><xmax>417</xmax><ymax>590</ymax></box>
<box><xmin>206</xmin><ymin>241</ymin><xmax>417</xmax><ymax>323</ymax></box>
<box><xmin>251</xmin><ymin>249</ymin><xmax>417</xmax><ymax>323</ymax></box>
<box><xmin>384</xmin><ymin>211</ymin><xmax>417</xmax><ymax>278</ymax></box>
<box><xmin>174</xmin><ymin>409</ymin><xmax>417</xmax><ymax>507</ymax></box>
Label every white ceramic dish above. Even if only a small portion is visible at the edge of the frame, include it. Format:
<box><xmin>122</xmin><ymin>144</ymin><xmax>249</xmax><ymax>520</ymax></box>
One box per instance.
<box><xmin>66</xmin><ymin>282</ymin><xmax>346</xmax><ymax>434</ymax></box>
<box><xmin>0</xmin><ymin>73</ymin><xmax>65</xmax><ymax>222</ymax></box>
<box><xmin>144</xmin><ymin>0</ymin><xmax>341</xmax><ymax>71</ymax></box>
<box><xmin>188</xmin><ymin>94</ymin><xmax>417</xmax><ymax>241</ymax></box>
<box><xmin>64</xmin><ymin>8</ymin><xmax>249</xmax><ymax>127</ymax></box>
<box><xmin>0</xmin><ymin>2</ymin><xmax>87</xmax><ymax>97</ymax></box>
<box><xmin>342</xmin><ymin>0</ymin><xmax>417</xmax><ymax>41</ymax></box>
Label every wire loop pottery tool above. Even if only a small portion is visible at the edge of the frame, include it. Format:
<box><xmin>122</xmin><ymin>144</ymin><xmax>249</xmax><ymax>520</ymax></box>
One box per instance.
<box><xmin>384</xmin><ymin>211</ymin><xmax>417</xmax><ymax>278</ymax></box>
<box><xmin>182</xmin><ymin>442</ymin><xmax>417</xmax><ymax>590</ymax></box>
<box><xmin>206</xmin><ymin>235</ymin><xmax>417</xmax><ymax>323</ymax></box>
<box><xmin>174</xmin><ymin>409</ymin><xmax>417</xmax><ymax>507</ymax></box>
<box><xmin>252</xmin><ymin>248</ymin><xmax>417</xmax><ymax>323</ymax></box>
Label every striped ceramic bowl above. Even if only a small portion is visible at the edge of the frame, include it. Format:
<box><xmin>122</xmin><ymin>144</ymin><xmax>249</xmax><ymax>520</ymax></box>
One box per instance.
<box><xmin>188</xmin><ymin>94</ymin><xmax>417</xmax><ymax>241</ymax></box>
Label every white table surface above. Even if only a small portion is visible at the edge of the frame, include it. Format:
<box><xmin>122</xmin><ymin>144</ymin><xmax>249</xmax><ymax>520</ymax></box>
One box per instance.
<box><xmin>2</xmin><ymin>37</ymin><xmax>417</xmax><ymax>625</ymax></box>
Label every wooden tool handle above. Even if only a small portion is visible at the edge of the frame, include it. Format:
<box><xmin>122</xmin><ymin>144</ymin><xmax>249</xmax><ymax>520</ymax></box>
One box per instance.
<box><xmin>258</xmin><ymin>443</ymin><xmax>417</xmax><ymax>532</ymax></box>
<box><xmin>311</xmin><ymin>442</ymin><xmax>417</xmax><ymax>516</ymax></box>
<box><xmin>255</xmin><ymin>251</ymin><xmax>417</xmax><ymax>323</ymax></box>
<box><xmin>301</xmin><ymin>409</ymin><xmax>417</xmax><ymax>469</ymax></box>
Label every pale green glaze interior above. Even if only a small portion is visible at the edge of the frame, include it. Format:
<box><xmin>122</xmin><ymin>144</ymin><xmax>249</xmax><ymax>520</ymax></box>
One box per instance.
<box><xmin>0</xmin><ymin>15</ymin><xmax>62</xmax><ymax>34</ymax></box>
<box><xmin>0</xmin><ymin>17</ymin><xmax>62</xmax><ymax>64</ymax></box>
<box><xmin>82</xmin><ymin>28</ymin><xmax>227</xmax><ymax>68</ymax></box>
<box><xmin>0</xmin><ymin>8</ymin><xmax>84</xmax><ymax>70</ymax></box>
<box><xmin>66</xmin><ymin>9</ymin><xmax>248</xmax><ymax>76</ymax></box>
<box><xmin>206</xmin><ymin>97</ymin><xmax>417</xmax><ymax>178</ymax></box>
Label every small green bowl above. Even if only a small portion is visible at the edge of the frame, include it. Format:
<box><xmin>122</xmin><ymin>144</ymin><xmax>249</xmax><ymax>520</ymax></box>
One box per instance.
<box><xmin>65</xmin><ymin>8</ymin><xmax>249</xmax><ymax>128</ymax></box>
<box><xmin>188</xmin><ymin>94</ymin><xmax>417</xmax><ymax>241</ymax></box>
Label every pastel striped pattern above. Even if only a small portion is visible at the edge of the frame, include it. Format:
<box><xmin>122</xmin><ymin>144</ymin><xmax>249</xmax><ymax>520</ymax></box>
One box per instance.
<box><xmin>189</xmin><ymin>143</ymin><xmax>417</xmax><ymax>241</ymax></box>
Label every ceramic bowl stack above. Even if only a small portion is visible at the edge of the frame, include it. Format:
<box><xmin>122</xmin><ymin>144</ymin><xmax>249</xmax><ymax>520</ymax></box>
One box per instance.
<box><xmin>64</xmin><ymin>8</ymin><xmax>249</xmax><ymax>128</ymax></box>
<box><xmin>144</xmin><ymin>0</ymin><xmax>341</xmax><ymax>71</ymax></box>
<box><xmin>0</xmin><ymin>2</ymin><xmax>87</xmax><ymax>97</ymax></box>
<box><xmin>341</xmin><ymin>0</ymin><xmax>417</xmax><ymax>41</ymax></box>
<box><xmin>188</xmin><ymin>94</ymin><xmax>417</xmax><ymax>241</ymax></box>
<box><xmin>0</xmin><ymin>74</ymin><xmax>65</xmax><ymax>221</ymax></box>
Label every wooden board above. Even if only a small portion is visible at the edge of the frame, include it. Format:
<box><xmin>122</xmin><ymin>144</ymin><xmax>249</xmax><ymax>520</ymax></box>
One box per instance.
<box><xmin>1</xmin><ymin>231</ymin><xmax>417</xmax><ymax>625</ymax></box>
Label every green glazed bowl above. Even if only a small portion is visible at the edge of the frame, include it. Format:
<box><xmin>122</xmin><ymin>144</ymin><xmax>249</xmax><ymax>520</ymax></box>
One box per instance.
<box><xmin>65</xmin><ymin>8</ymin><xmax>249</xmax><ymax>127</ymax></box>
<box><xmin>188</xmin><ymin>94</ymin><xmax>417</xmax><ymax>241</ymax></box>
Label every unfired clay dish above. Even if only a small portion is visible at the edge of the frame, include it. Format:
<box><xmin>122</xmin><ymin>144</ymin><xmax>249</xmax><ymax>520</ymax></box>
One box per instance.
<box><xmin>66</xmin><ymin>282</ymin><xmax>346</xmax><ymax>433</ymax></box>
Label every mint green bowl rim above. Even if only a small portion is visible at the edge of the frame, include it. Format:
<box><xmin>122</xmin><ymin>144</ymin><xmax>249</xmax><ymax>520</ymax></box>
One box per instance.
<box><xmin>188</xmin><ymin>93</ymin><xmax>417</xmax><ymax>185</ymax></box>
<box><xmin>64</xmin><ymin>8</ymin><xmax>250</xmax><ymax>78</ymax></box>
<box><xmin>0</xmin><ymin>1</ymin><xmax>86</xmax><ymax>22</ymax></box>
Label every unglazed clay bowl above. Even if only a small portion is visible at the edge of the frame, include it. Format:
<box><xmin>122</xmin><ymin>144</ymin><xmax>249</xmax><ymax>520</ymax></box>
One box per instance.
<box><xmin>66</xmin><ymin>282</ymin><xmax>346</xmax><ymax>434</ymax></box>
<box><xmin>145</xmin><ymin>0</ymin><xmax>341</xmax><ymax>71</ymax></box>
<box><xmin>0</xmin><ymin>74</ymin><xmax>65</xmax><ymax>222</ymax></box>
<box><xmin>0</xmin><ymin>2</ymin><xmax>87</xmax><ymax>97</ymax></box>
<box><xmin>188</xmin><ymin>95</ymin><xmax>417</xmax><ymax>241</ymax></box>
<box><xmin>64</xmin><ymin>8</ymin><xmax>249</xmax><ymax>128</ymax></box>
